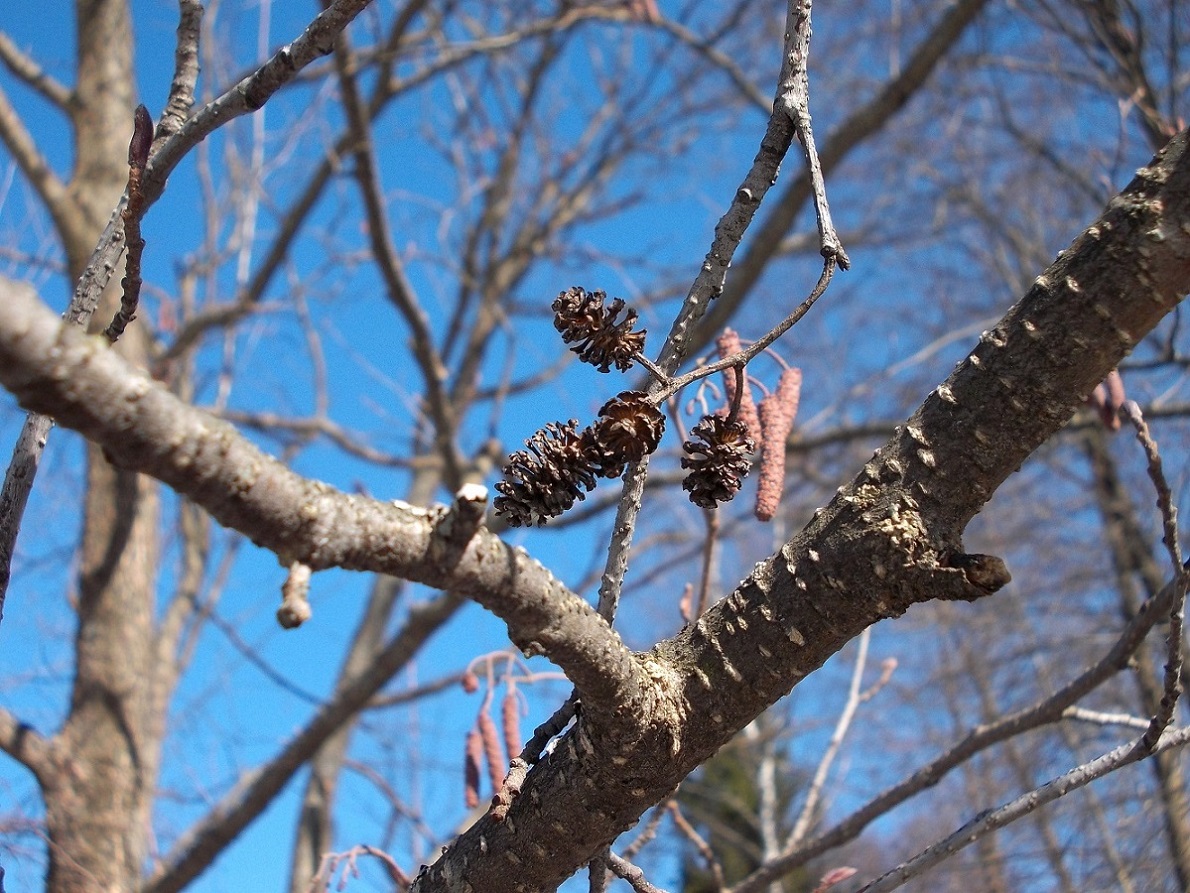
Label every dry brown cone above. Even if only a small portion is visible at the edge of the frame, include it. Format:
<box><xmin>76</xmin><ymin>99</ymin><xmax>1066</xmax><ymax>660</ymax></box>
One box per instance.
<box><xmin>553</xmin><ymin>286</ymin><xmax>646</xmax><ymax>373</ymax></box>
<box><xmin>682</xmin><ymin>414</ymin><xmax>755</xmax><ymax>509</ymax></box>
<box><xmin>589</xmin><ymin>390</ymin><xmax>666</xmax><ymax>477</ymax></box>
<box><xmin>494</xmin><ymin>420</ymin><xmax>602</xmax><ymax>526</ymax></box>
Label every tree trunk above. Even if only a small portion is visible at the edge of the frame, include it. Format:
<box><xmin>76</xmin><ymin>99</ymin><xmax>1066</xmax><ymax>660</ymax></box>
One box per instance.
<box><xmin>43</xmin><ymin>3</ymin><xmax>162</xmax><ymax>891</ymax></box>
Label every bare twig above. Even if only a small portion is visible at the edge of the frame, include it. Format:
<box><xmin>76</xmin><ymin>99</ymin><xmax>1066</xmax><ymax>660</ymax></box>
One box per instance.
<box><xmin>0</xmin><ymin>410</ymin><xmax>50</xmax><ymax>621</ymax></box>
<box><xmin>0</xmin><ymin>32</ymin><xmax>72</xmax><ymax>108</ymax></box>
<box><xmin>158</xmin><ymin>0</ymin><xmax>203</xmax><ymax>140</ymax></box>
<box><xmin>1121</xmin><ymin>401</ymin><xmax>1187</xmax><ymax>749</ymax></box>
<box><xmin>1061</xmin><ymin>706</ymin><xmax>1151</xmax><ymax>731</ymax></box>
<box><xmin>787</xmin><ymin>628</ymin><xmax>871</xmax><ymax>847</ymax></box>
<box><xmin>308</xmin><ymin>843</ymin><xmax>411</xmax><ymax>892</ymax></box>
<box><xmin>670</xmin><ymin>801</ymin><xmax>725</xmax><ymax>892</ymax></box>
<box><xmin>776</xmin><ymin>0</ymin><xmax>848</xmax><ymax>270</ymax></box>
<box><xmin>104</xmin><ymin>104</ymin><xmax>154</xmax><ymax>343</ymax></box>
<box><xmin>857</xmin><ymin>725</ymin><xmax>1190</xmax><ymax>893</ymax></box>
<box><xmin>588</xmin><ymin>849</ymin><xmax>610</xmax><ymax>893</ymax></box>
<box><xmin>608</xmin><ymin>851</ymin><xmax>670</xmax><ymax>893</ymax></box>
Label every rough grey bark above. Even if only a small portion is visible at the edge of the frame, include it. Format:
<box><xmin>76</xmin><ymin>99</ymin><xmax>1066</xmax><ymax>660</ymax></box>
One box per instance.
<box><xmin>1</xmin><ymin>119</ymin><xmax>1187</xmax><ymax>891</ymax></box>
<box><xmin>37</xmin><ymin>3</ymin><xmax>166</xmax><ymax>892</ymax></box>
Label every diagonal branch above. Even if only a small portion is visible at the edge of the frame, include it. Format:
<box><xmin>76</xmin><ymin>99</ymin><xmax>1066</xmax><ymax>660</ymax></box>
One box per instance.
<box><xmin>0</xmin><ymin>80</ymin><xmax>85</xmax><ymax>249</ymax></box>
<box><xmin>0</xmin><ymin>31</ymin><xmax>72</xmax><ymax>109</ymax></box>
<box><xmin>0</xmin><ymin>705</ymin><xmax>57</xmax><ymax>784</ymax></box>
<box><xmin>144</xmin><ymin>591</ymin><xmax>464</xmax><ymax>893</ymax></box>
<box><xmin>0</xmin><ymin>276</ymin><xmax>644</xmax><ymax>718</ymax></box>
<box><xmin>858</xmin><ymin>724</ymin><xmax>1190</xmax><ymax>893</ymax></box>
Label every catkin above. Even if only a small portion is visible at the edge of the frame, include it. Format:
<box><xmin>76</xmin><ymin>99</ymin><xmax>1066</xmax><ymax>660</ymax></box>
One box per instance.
<box><xmin>755</xmin><ymin>367</ymin><xmax>802</xmax><ymax>521</ymax></box>
<box><xmin>717</xmin><ymin>329</ymin><xmax>761</xmax><ymax>443</ymax></box>
<box><xmin>464</xmin><ymin>728</ymin><xmax>483</xmax><ymax>808</ymax></box>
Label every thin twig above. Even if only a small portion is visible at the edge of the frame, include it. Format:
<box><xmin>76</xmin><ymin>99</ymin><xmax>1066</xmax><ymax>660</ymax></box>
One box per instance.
<box><xmin>787</xmin><ymin>628</ymin><xmax>871</xmax><ymax>848</ymax></box>
<box><xmin>669</xmin><ymin>801</ymin><xmax>725</xmax><ymax>892</ymax></box>
<box><xmin>776</xmin><ymin>0</ymin><xmax>848</xmax><ymax>270</ymax></box>
<box><xmin>1121</xmin><ymin>401</ymin><xmax>1187</xmax><ymax>749</ymax></box>
<box><xmin>158</xmin><ymin>0</ymin><xmax>203</xmax><ymax>140</ymax></box>
<box><xmin>0</xmin><ymin>410</ymin><xmax>51</xmax><ymax>622</ymax></box>
<box><xmin>695</xmin><ymin>509</ymin><xmax>719</xmax><ymax>620</ymax></box>
<box><xmin>597</xmin><ymin>1</ymin><xmax>837</xmax><ymax>620</ymax></box>
<box><xmin>608</xmin><ymin>852</ymin><xmax>670</xmax><ymax>893</ymax></box>
<box><xmin>0</xmin><ymin>32</ymin><xmax>72</xmax><ymax>108</ymax></box>
<box><xmin>104</xmin><ymin>104</ymin><xmax>153</xmax><ymax>343</ymax></box>
<box><xmin>658</xmin><ymin>261</ymin><xmax>834</xmax><ymax>402</ymax></box>
<box><xmin>857</xmin><ymin>725</ymin><xmax>1190</xmax><ymax>893</ymax></box>
<box><xmin>1061</xmin><ymin>706</ymin><xmax>1151</xmax><ymax>731</ymax></box>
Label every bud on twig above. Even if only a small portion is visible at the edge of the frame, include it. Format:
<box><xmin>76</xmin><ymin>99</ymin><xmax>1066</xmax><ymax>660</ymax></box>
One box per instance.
<box><xmin>128</xmin><ymin>103</ymin><xmax>153</xmax><ymax>169</ymax></box>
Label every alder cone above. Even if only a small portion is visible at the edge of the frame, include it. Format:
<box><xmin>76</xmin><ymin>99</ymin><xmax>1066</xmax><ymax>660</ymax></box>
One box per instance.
<box><xmin>552</xmin><ymin>286</ymin><xmax>645</xmax><ymax>372</ymax></box>
<box><xmin>494</xmin><ymin>420</ymin><xmax>601</xmax><ymax>526</ymax></box>
<box><xmin>682</xmin><ymin>414</ymin><xmax>754</xmax><ymax>508</ymax></box>
<box><xmin>589</xmin><ymin>391</ymin><xmax>665</xmax><ymax>477</ymax></box>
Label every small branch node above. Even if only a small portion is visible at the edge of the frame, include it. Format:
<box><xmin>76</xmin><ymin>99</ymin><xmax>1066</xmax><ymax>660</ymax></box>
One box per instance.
<box><xmin>277</xmin><ymin>561</ymin><xmax>313</xmax><ymax>629</ymax></box>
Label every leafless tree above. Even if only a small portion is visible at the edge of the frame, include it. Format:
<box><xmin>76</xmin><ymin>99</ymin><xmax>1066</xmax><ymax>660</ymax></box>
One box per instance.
<box><xmin>0</xmin><ymin>2</ymin><xmax>1188</xmax><ymax>893</ymax></box>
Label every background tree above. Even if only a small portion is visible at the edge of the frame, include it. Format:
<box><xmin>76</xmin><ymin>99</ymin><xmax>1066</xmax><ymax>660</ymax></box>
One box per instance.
<box><xmin>0</xmin><ymin>2</ymin><xmax>1188</xmax><ymax>893</ymax></box>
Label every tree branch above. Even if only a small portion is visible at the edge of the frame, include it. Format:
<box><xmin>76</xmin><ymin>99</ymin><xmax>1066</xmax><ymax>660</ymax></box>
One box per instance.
<box><xmin>0</xmin><ymin>277</ymin><xmax>644</xmax><ymax>717</ymax></box>
<box><xmin>144</xmin><ymin>591</ymin><xmax>464</xmax><ymax>893</ymax></box>
<box><xmin>0</xmin><ymin>80</ymin><xmax>84</xmax><ymax>249</ymax></box>
<box><xmin>857</xmin><ymin>724</ymin><xmax>1190</xmax><ymax>893</ymax></box>
<box><xmin>0</xmin><ymin>706</ymin><xmax>56</xmax><ymax>784</ymax></box>
<box><xmin>0</xmin><ymin>31</ymin><xmax>72</xmax><ymax>109</ymax></box>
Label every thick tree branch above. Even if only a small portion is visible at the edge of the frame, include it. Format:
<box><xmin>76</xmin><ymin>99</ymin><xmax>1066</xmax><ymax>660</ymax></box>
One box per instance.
<box><xmin>0</xmin><ymin>706</ymin><xmax>56</xmax><ymax>784</ymax></box>
<box><xmin>0</xmin><ymin>278</ymin><xmax>643</xmax><ymax>719</ymax></box>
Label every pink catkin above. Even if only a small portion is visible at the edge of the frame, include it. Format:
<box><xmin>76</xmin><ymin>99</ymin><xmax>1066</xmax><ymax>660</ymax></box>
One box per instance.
<box><xmin>501</xmin><ymin>689</ymin><xmax>521</xmax><ymax>762</ymax></box>
<box><xmin>717</xmin><ymin>329</ymin><xmax>761</xmax><ymax>443</ymax></box>
<box><xmin>754</xmin><ymin>367</ymin><xmax>802</xmax><ymax>522</ymax></box>
<box><xmin>1104</xmin><ymin>369</ymin><xmax>1126</xmax><ymax>431</ymax></box>
<box><xmin>478</xmin><ymin>710</ymin><xmax>506</xmax><ymax>795</ymax></box>
<box><xmin>464</xmin><ymin>728</ymin><xmax>483</xmax><ymax>808</ymax></box>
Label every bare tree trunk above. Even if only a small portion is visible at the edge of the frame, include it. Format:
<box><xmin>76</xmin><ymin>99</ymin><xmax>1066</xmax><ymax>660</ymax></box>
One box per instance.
<box><xmin>42</xmin><ymin>3</ymin><xmax>161</xmax><ymax>891</ymax></box>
